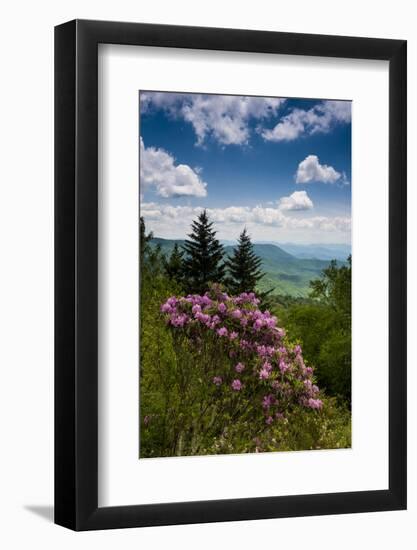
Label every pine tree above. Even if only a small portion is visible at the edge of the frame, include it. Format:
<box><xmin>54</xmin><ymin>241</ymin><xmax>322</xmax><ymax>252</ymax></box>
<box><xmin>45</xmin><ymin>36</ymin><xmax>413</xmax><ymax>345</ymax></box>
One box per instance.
<box><xmin>139</xmin><ymin>216</ymin><xmax>163</xmax><ymax>279</ymax></box>
<box><xmin>140</xmin><ymin>216</ymin><xmax>153</xmax><ymax>263</ymax></box>
<box><xmin>225</xmin><ymin>228</ymin><xmax>264</xmax><ymax>295</ymax></box>
<box><xmin>182</xmin><ymin>210</ymin><xmax>225</xmax><ymax>293</ymax></box>
<box><xmin>163</xmin><ymin>243</ymin><xmax>185</xmax><ymax>286</ymax></box>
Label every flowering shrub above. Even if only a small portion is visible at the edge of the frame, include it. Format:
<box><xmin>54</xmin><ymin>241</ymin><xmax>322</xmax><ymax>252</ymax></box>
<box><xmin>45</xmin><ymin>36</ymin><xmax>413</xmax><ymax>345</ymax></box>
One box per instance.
<box><xmin>160</xmin><ymin>285</ymin><xmax>322</xmax><ymax>423</ymax></box>
<box><xmin>139</xmin><ymin>285</ymin><xmax>324</xmax><ymax>456</ymax></box>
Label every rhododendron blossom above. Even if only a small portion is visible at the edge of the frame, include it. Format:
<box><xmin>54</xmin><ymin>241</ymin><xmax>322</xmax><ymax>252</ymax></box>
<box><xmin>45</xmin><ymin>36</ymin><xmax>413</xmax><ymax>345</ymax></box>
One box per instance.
<box><xmin>259</xmin><ymin>368</ymin><xmax>270</xmax><ymax>380</ymax></box>
<box><xmin>231</xmin><ymin>379</ymin><xmax>242</xmax><ymax>391</ymax></box>
<box><xmin>160</xmin><ymin>286</ymin><xmax>323</xmax><ymax>425</ymax></box>
<box><xmin>235</xmin><ymin>362</ymin><xmax>245</xmax><ymax>373</ymax></box>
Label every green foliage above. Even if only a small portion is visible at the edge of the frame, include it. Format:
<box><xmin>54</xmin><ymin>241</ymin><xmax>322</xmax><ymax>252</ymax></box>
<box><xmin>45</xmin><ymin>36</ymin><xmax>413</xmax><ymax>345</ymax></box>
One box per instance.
<box><xmin>163</xmin><ymin>243</ymin><xmax>185</xmax><ymax>287</ymax></box>
<box><xmin>276</xmin><ymin>258</ymin><xmax>351</xmax><ymax>404</ymax></box>
<box><xmin>310</xmin><ymin>255</ymin><xmax>351</xmax><ymax>324</ymax></box>
<box><xmin>182</xmin><ymin>210</ymin><xmax>226</xmax><ymax>294</ymax></box>
<box><xmin>139</xmin><ymin>218</ymin><xmax>351</xmax><ymax>457</ymax></box>
<box><xmin>140</xmin><ymin>216</ymin><xmax>153</xmax><ymax>259</ymax></box>
<box><xmin>140</xmin><ymin>298</ymin><xmax>351</xmax><ymax>457</ymax></box>
<box><xmin>225</xmin><ymin>229</ymin><xmax>264</xmax><ymax>294</ymax></box>
<box><xmin>261</xmin><ymin>397</ymin><xmax>351</xmax><ymax>452</ymax></box>
<box><xmin>204</xmin><ymin>396</ymin><xmax>351</xmax><ymax>455</ymax></box>
<box><xmin>318</xmin><ymin>331</ymin><xmax>351</xmax><ymax>401</ymax></box>
<box><xmin>139</xmin><ymin>220</ymin><xmax>183</xmax><ymax>456</ymax></box>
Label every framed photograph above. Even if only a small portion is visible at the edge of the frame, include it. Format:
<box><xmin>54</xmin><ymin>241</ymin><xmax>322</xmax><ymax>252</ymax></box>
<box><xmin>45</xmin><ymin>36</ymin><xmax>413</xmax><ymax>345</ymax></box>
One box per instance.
<box><xmin>55</xmin><ymin>19</ymin><xmax>407</xmax><ymax>530</ymax></box>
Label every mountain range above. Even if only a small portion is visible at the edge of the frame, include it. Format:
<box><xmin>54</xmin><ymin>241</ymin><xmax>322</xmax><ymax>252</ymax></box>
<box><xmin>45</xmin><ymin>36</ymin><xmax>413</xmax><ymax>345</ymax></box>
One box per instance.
<box><xmin>150</xmin><ymin>238</ymin><xmax>350</xmax><ymax>297</ymax></box>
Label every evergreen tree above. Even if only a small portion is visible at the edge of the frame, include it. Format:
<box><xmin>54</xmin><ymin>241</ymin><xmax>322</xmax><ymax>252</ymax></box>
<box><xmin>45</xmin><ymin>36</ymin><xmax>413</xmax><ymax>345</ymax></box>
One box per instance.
<box><xmin>140</xmin><ymin>216</ymin><xmax>153</xmax><ymax>263</ymax></box>
<box><xmin>140</xmin><ymin>216</ymin><xmax>164</xmax><ymax>281</ymax></box>
<box><xmin>225</xmin><ymin>228</ymin><xmax>264</xmax><ymax>294</ymax></box>
<box><xmin>163</xmin><ymin>243</ymin><xmax>185</xmax><ymax>286</ymax></box>
<box><xmin>182</xmin><ymin>210</ymin><xmax>225</xmax><ymax>293</ymax></box>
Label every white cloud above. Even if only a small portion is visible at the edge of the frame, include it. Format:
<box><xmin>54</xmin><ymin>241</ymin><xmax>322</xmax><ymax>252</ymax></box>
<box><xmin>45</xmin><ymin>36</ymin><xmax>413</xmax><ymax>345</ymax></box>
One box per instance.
<box><xmin>141</xmin><ymin>92</ymin><xmax>285</xmax><ymax>146</ymax></box>
<box><xmin>141</xmin><ymin>201</ymin><xmax>350</xmax><ymax>237</ymax></box>
<box><xmin>295</xmin><ymin>155</ymin><xmax>341</xmax><ymax>184</ymax></box>
<box><xmin>278</xmin><ymin>190</ymin><xmax>314</xmax><ymax>211</ymax></box>
<box><xmin>140</xmin><ymin>138</ymin><xmax>207</xmax><ymax>198</ymax></box>
<box><xmin>261</xmin><ymin>100</ymin><xmax>351</xmax><ymax>142</ymax></box>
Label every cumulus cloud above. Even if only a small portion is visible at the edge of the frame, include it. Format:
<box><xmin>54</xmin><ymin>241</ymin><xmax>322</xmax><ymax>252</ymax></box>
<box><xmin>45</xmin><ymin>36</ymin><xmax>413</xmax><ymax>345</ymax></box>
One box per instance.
<box><xmin>295</xmin><ymin>155</ymin><xmax>341</xmax><ymax>184</ymax></box>
<box><xmin>278</xmin><ymin>190</ymin><xmax>314</xmax><ymax>211</ymax></box>
<box><xmin>140</xmin><ymin>92</ymin><xmax>285</xmax><ymax>146</ymax></box>
<box><xmin>141</xmin><ymin>201</ymin><xmax>350</xmax><ymax>234</ymax></box>
<box><xmin>140</xmin><ymin>137</ymin><xmax>207</xmax><ymax>198</ymax></box>
<box><xmin>261</xmin><ymin>100</ymin><xmax>351</xmax><ymax>142</ymax></box>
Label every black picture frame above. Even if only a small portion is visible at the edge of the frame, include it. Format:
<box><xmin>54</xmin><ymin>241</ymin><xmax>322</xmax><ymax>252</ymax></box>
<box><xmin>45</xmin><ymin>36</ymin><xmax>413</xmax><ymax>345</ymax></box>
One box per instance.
<box><xmin>55</xmin><ymin>19</ymin><xmax>407</xmax><ymax>531</ymax></box>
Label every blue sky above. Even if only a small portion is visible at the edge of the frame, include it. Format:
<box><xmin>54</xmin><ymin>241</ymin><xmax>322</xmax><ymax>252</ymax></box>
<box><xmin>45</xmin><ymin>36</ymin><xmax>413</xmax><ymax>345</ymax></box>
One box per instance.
<box><xmin>139</xmin><ymin>92</ymin><xmax>351</xmax><ymax>244</ymax></box>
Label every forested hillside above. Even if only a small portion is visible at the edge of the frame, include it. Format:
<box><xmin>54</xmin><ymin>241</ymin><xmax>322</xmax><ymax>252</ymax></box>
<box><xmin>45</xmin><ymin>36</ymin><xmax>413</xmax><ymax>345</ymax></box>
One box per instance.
<box><xmin>150</xmin><ymin>237</ymin><xmax>344</xmax><ymax>297</ymax></box>
<box><xmin>140</xmin><ymin>212</ymin><xmax>351</xmax><ymax>458</ymax></box>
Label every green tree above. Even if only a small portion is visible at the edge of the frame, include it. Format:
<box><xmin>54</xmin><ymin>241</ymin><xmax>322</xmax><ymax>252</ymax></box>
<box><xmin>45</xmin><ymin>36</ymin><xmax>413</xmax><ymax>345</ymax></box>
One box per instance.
<box><xmin>278</xmin><ymin>256</ymin><xmax>352</xmax><ymax>405</ymax></box>
<box><xmin>309</xmin><ymin>255</ymin><xmax>351</xmax><ymax>327</ymax></box>
<box><xmin>140</xmin><ymin>216</ymin><xmax>153</xmax><ymax>263</ymax></box>
<box><xmin>163</xmin><ymin>243</ymin><xmax>185</xmax><ymax>287</ymax></box>
<box><xmin>182</xmin><ymin>210</ymin><xmax>225</xmax><ymax>294</ymax></box>
<box><xmin>225</xmin><ymin>228</ymin><xmax>264</xmax><ymax>295</ymax></box>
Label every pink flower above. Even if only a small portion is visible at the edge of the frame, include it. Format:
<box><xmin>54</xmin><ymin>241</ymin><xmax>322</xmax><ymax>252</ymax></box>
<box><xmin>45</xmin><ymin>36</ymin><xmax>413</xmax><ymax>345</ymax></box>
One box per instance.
<box><xmin>166</xmin><ymin>297</ymin><xmax>178</xmax><ymax>307</ymax></box>
<box><xmin>279</xmin><ymin>360</ymin><xmax>289</xmax><ymax>373</ymax></box>
<box><xmin>231</xmin><ymin>309</ymin><xmax>242</xmax><ymax>319</ymax></box>
<box><xmin>201</xmin><ymin>295</ymin><xmax>212</xmax><ymax>307</ymax></box>
<box><xmin>304</xmin><ymin>379</ymin><xmax>313</xmax><ymax>390</ymax></box>
<box><xmin>161</xmin><ymin>303</ymin><xmax>173</xmax><ymax>313</ymax></box>
<box><xmin>218</xmin><ymin>302</ymin><xmax>227</xmax><ymax>314</ymax></box>
<box><xmin>253</xmin><ymin>319</ymin><xmax>263</xmax><ymax>331</ymax></box>
<box><xmin>259</xmin><ymin>368</ymin><xmax>270</xmax><ymax>380</ymax></box>
<box><xmin>294</xmin><ymin>344</ymin><xmax>302</xmax><ymax>355</ymax></box>
<box><xmin>195</xmin><ymin>312</ymin><xmax>211</xmax><ymax>325</ymax></box>
<box><xmin>160</xmin><ymin>292</ymin><xmax>323</xmax><ymax>420</ymax></box>
<box><xmin>235</xmin><ymin>362</ymin><xmax>245</xmax><ymax>373</ymax></box>
<box><xmin>263</xmin><ymin>361</ymin><xmax>272</xmax><ymax>373</ymax></box>
<box><xmin>262</xmin><ymin>394</ymin><xmax>276</xmax><ymax>409</ymax></box>
<box><xmin>170</xmin><ymin>313</ymin><xmax>189</xmax><ymax>327</ymax></box>
<box><xmin>192</xmin><ymin>304</ymin><xmax>202</xmax><ymax>315</ymax></box>
<box><xmin>307</xmin><ymin>398</ymin><xmax>323</xmax><ymax>410</ymax></box>
<box><xmin>217</xmin><ymin>327</ymin><xmax>228</xmax><ymax>337</ymax></box>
